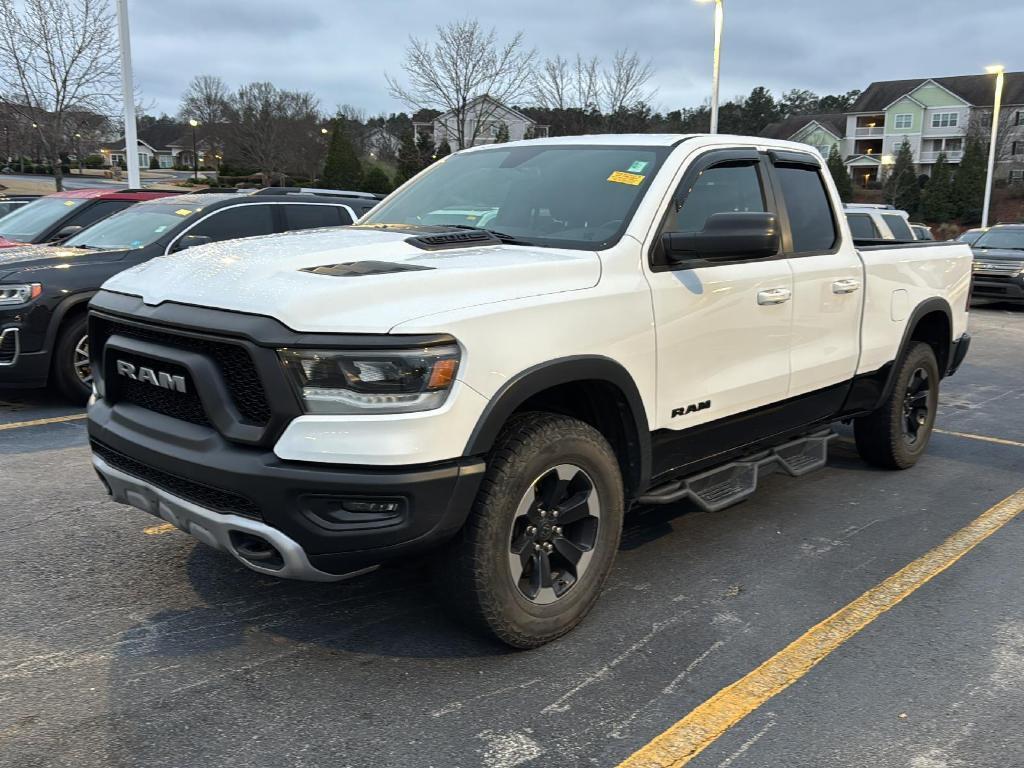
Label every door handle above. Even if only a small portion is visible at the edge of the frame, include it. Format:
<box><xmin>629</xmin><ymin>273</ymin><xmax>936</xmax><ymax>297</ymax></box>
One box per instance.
<box><xmin>832</xmin><ymin>278</ymin><xmax>861</xmax><ymax>294</ymax></box>
<box><xmin>757</xmin><ymin>287</ymin><xmax>792</xmax><ymax>305</ymax></box>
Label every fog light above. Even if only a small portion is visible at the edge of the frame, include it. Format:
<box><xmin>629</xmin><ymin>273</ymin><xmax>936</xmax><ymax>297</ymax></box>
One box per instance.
<box><xmin>300</xmin><ymin>494</ymin><xmax>406</xmax><ymax>530</ymax></box>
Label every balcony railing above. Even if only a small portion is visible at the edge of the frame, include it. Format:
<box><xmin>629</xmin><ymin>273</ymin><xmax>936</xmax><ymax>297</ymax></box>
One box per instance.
<box><xmin>919</xmin><ymin>150</ymin><xmax>963</xmax><ymax>162</ymax></box>
<box><xmin>854</xmin><ymin>126</ymin><xmax>884</xmax><ymax>137</ymax></box>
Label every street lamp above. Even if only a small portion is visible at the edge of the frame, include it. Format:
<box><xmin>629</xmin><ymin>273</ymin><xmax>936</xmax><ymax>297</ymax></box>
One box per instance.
<box><xmin>981</xmin><ymin>64</ymin><xmax>1005</xmax><ymax>229</ymax></box>
<box><xmin>696</xmin><ymin>0</ymin><xmax>724</xmax><ymax>134</ymax></box>
<box><xmin>188</xmin><ymin>118</ymin><xmax>199</xmax><ymax>181</ymax></box>
<box><xmin>74</xmin><ymin>133</ymin><xmax>82</xmax><ymax>173</ymax></box>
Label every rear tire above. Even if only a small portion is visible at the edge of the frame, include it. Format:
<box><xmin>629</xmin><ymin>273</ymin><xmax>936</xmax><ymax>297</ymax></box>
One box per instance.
<box><xmin>437</xmin><ymin>413</ymin><xmax>624</xmax><ymax>648</ymax></box>
<box><xmin>52</xmin><ymin>314</ymin><xmax>92</xmax><ymax>405</ymax></box>
<box><xmin>854</xmin><ymin>342</ymin><xmax>939</xmax><ymax>470</ymax></box>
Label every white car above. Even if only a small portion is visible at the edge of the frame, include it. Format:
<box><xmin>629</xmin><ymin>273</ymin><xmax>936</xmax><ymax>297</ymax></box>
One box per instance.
<box><xmin>87</xmin><ymin>134</ymin><xmax>972</xmax><ymax>647</ymax></box>
<box><xmin>843</xmin><ymin>203</ymin><xmax>917</xmax><ymax>241</ymax></box>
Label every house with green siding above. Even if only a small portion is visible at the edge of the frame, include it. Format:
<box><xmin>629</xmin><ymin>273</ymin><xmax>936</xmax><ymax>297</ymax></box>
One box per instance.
<box><xmin>762</xmin><ymin>72</ymin><xmax>1024</xmax><ymax>187</ymax></box>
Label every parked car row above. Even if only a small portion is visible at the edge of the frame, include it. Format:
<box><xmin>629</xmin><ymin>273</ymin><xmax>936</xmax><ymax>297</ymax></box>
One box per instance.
<box><xmin>0</xmin><ymin>186</ymin><xmax>378</xmax><ymax>401</ymax></box>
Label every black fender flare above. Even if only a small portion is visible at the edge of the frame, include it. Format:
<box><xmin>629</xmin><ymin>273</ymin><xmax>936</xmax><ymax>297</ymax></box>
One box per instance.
<box><xmin>841</xmin><ymin>296</ymin><xmax>954</xmax><ymax>414</ymax></box>
<box><xmin>44</xmin><ymin>291</ymin><xmax>97</xmax><ymax>351</ymax></box>
<box><xmin>463</xmin><ymin>355</ymin><xmax>652</xmax><ymax>494</ymax></box>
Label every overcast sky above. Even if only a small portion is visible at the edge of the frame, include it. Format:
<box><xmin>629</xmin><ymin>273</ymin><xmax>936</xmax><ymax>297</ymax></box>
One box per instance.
<box><xmin>130</xmin><ymin>0</ymin><xmax>1020</xmax><ymax>118</ymax></box>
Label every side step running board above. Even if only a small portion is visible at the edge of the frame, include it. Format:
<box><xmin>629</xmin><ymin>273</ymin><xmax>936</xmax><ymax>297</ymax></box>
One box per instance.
<box><xmin>637</xmin><ymin>429</ymin><xmax>835</xmax><ymax>512</ymax></box>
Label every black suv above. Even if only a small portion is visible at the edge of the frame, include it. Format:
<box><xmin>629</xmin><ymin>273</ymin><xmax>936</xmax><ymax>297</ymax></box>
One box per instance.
<box><xmin>0</xmin><ymin>188</ymin><xmax>377</xmax><ymax>401</ymax></box>
<box><xmin>969</xmin><ymin>224</ymin><xmax>1024</xmax><ymax>306</ymax></box>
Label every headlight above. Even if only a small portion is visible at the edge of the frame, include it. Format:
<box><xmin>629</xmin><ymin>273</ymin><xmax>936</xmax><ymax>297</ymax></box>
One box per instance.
<box><xmin>0</xmin><ymin>283</ymin><xmax>42</xmax><ymax>306</ymax></box>
<box><xmin>278</xmin><ymin>344</ymin><xmax>461</xmax><ymax>415</ymax></box>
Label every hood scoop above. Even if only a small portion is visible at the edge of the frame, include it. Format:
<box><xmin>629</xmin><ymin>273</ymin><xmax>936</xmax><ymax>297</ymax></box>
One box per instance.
<box><xmin>300</xmin><ymin>260</ymin><xmax>435</xmax><ymax>277</ymax></box>
<box><xmin>406</xmin><ymin>230</ymin><xmax>501</xmax><ymax>251</ymax></box>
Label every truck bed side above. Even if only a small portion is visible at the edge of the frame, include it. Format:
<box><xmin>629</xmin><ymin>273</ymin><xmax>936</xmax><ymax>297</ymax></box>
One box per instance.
<box><xmin>855</xmin><ymin>240</ymin><xmax>972</xmax><ymax>375</ymax></box>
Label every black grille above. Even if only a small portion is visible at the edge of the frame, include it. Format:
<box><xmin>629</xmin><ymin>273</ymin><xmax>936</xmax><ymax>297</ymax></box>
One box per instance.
<box><xmin>92</xmin><ymin>439</ymin><xmax>262</xmax><ymax>519</ymax></box>
<box><xmin>0</xmin><ymin>330</ymin><xmax>15</xmax><ymax>364</ymax></box>
<box><xmin>97</xmin><ymin>318</ymin><xmax>271</xmax><ymax>426</ymax></box>
<box><xmin>116</xmin><ymin>355</ymin><xmax>208</xmax><ymax>427</ymax></box>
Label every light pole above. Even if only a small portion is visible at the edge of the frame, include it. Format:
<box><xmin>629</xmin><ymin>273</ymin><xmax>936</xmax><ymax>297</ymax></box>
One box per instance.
<box><xmin>115</xmin><ymin>0</ymin><xmax>140</xmax><ymax>189</ymax></box>
<box><xmin>981</xmin><ymin>64</ymin><xmax>1005</xmax><ymax>229</ymax></box>
<box><xmin>74</xmin><ymin>133</ymin><xmax>82</xmax><ymax>173</ymax></box>
<box><xmin>696</xmin><ymin>0</ymin><xmax>724</xmax><ymax>134</ymax></box>
<box><xmin>189</xmin><ymin>118</ymin><xmax>199</xmax><ymax>181</ymax></box>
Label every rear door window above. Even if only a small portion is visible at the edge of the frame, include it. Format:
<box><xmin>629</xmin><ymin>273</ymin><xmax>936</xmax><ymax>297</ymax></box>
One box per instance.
<box><xmin>774</xmin><ymin>164</ymin><xmax>837</xmax><ymax>253</ymax></box>
<box><xmin>188</xmin><ymin>204</ymin><xmax>276</xmax><ymax>242</ymax></box>
<box><xmin>882</xmin><ymin>214</ymin><xmax>914</xmax><ymax>242</ymax></box>
<box><xmin>846</xmin><ymin>213</ymin><xmax>881</xmax><ymax>240</ymax></box>
<box><xmin>282</xmin><ymin>204</ymin><xmax>349</xmax><ymax>231</ymax></box>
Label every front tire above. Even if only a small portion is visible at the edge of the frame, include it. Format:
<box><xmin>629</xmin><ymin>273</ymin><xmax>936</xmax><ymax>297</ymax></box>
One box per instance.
<box><xmin>52</xmin><ymin>314</ymin><xmax>92</xmax><ymax>405</ymax></box>
<box><xmin>438</xmin><ymin>413</ymin><xmax>624</xmax><ymax>648</ymax></box>
<box><xmin>854</xmin><ymin>342</ymin><xmax>940</xmax><ymax>469</ymax></box>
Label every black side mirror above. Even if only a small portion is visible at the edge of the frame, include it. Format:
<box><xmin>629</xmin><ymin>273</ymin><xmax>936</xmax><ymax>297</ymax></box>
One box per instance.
<box><xmin>172</xmin><ymin>234</ymin><xmax>212</xmax><ymax>252</ymax></box>
<box><xmin>663</xmin><ymin>211</ymin><xmax>779</xmax><ymax>263</ymax></box>
<box><xmin>52</xmin><ymin>224</ymin><xmax>83</xmax><ymax>241</ymax></box>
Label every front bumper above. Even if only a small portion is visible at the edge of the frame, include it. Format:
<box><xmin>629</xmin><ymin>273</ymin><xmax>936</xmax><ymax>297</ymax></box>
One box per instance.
<box><xmin>0</xmin><ymin>326</ymin><xmax>49</xmax><ymax>387</ymax></box>
<box><xmin>971</xmin><ymin>275</ymin><xmax>1024</xmax><ymax>303</ymax></box>
<box><xmin>88</xmin><ymin>401</ymin><xmax>486</xmax><ymax>578</ymax></box>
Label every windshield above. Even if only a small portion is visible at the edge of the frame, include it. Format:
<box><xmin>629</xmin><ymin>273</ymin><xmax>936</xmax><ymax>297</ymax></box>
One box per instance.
<box><xmin>361</xmin><ymin>144</ymin><xmax>672</xmax><ymax>250</ymax></box>
<box><xmin>973</xmin><ymin>229</ymin><xmax>1024</xmax><ymax>251</ymax></box>
<box><xmin>958</xmin><ymin>230</ymin><xmax>984</xmax><ymax>245</ymax></box>
<box><xmin>0</xmin><ymin>197</ymin><xmax>78</xmax><ymax>242</ymax></box>
<box><xmin>65</xmin><ymin>202</ymin><xmax>198</xmax><ymax>250</ymax></box>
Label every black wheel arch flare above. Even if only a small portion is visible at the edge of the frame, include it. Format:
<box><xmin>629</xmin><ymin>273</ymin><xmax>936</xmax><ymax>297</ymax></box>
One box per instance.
<box><xmin>463</xmin><ymin>356</ymin><xmax>652</xmax><ymax>499</ymax></box>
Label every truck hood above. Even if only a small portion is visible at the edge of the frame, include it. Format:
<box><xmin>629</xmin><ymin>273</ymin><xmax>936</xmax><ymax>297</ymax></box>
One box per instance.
<box><xmin>102</xmin><ymin>227</ymin><xmax>602</xmax><ymax>333</ymax></box>
<box><xmin>0</xmin><ymin>243</ymin><xmax>128</xmax><ymax>276</ymax></box>
<box><xmin>972</xmin><ymin>247</ymin><xmax>1024</xmax><ymax>261</ymax></box>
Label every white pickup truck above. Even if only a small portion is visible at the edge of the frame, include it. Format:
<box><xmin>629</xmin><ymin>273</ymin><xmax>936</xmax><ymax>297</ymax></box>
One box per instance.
<box><xmin>87</xmin><ymin>134</ymin><xmax>972</xmax><ymax>647</ymax></box>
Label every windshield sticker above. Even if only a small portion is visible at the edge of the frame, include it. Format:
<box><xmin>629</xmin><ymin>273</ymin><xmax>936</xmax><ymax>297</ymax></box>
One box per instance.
<box><xmin>628</xmin><ymin>160</ymin><xmax>649</xmax><ymax>173</ymax></box>
<box><xmin>608</xmin><ymin>171</ymin><xmax>646</xmax><ymax>186</ymax></box>
<box><xmin>174</xmin><ymin>208</ymin><xmax>192</xmax><ymax>216</ymax></box>
<box><xmin>154</xmin><ymin>225</ymin><xmax>168</xmax><ymax>233</ymax></box>
<box><xmin>64</xmin><ymin>200</ymin><xmax>77</xmax><ymax>207</ymax></box>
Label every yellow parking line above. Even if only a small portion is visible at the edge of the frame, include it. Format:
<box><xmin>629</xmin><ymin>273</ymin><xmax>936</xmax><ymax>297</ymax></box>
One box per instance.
<box><xmin>143</xmin><ymin>523</ymin><xmax>176</xmax><ymax>536</ymax></box>
<box><xmin>934</xmin><ymin>428</ymin><xmax>1024</xmax><ymax>449</ymax></box>
<box><xmin>0</xmin><ymin>413</ymin><xmax>87</xmax><ymax>431</ymax></box>
<box><xmin>617</xmin><ymin>487</ymin><xmax>1024</xmax><ymax>768</ymax></box>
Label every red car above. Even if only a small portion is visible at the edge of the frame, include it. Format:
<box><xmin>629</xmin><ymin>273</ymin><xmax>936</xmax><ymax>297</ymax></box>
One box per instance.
<box><xmin>0</xmin><ymin>188</ymin><xmax>178</xmax><ymax>248</ymax></box>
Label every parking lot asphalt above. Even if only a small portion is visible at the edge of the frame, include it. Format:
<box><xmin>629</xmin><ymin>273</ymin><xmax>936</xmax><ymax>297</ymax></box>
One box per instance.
<box><xmin>1</xmin><ymin>306</ymin><xmax>1022</xmax><ymax>768</ymax></box>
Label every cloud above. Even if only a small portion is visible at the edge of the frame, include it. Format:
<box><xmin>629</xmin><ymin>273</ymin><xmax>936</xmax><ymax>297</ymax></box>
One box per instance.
<box><xmin>127</xmin><ymin>0</ymin><xmax>1022</xmax><ymax>118</ymax></box>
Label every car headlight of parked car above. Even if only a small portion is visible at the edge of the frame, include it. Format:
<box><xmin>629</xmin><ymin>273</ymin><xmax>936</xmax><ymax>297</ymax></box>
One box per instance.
<box><xmin>0</xmin><ymin>283</ymin><xmax>42</xmax><ymax>306</ymax></box>
<box><xmin>278</xmin><ymin>345</ymin><xmax>461</xmax><ymax>415</ymax></box>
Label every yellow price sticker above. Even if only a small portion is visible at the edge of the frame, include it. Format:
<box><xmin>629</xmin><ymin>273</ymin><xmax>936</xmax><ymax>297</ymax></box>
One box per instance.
<box><xmin>174</xmin><ymin>208</ymin><xmax>192</xmax><ymax>216</ymax></box>
<box><xmin>607</xmin><ymin>171</ymin><xmax>645</xmax><ymax>186</ymax></box>
<box><xmin>63</xmin><ymin>200</ymin><xmax>77</xmax><ymax>207</ymax></box>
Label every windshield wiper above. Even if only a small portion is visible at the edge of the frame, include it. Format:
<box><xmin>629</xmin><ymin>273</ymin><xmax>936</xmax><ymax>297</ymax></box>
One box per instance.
<box><xmin>444</xmin><ymin>224</ymin><xmax>535</xmax><ymax>246</ymax></box>
<box><xmin>73</xmin><ymin>244</ymin><xmax>99</xmax><ymax>250</ymax></box>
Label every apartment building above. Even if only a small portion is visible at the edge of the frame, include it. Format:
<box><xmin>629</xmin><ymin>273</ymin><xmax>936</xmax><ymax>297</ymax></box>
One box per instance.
<box><xmin>763</xmin><ymin>72</ymin><xmax>1024</xmax><ymax>185</ymax></box>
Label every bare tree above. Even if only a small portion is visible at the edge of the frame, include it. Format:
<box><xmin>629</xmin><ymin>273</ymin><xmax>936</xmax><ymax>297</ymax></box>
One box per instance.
<box><xmin>386</xmin><ymin>19</ymin><xmax>536</xmax><ymax>150</ymax></box>
<box><xmin>574</xmin><ymin>55</ymin><xmax>601</xmax><ymax>112</ymax></box>
<box><xmin>968</xmin><ymin>108</ymin><xmax>1024</xmax><ymax>180</ymax></box>
<box><xmin>179</xmin><ymin>74</ymin><xmax>231</xmax><ymax>154</ymax></box>
<box><xmin>534</xmin><ymin>54</ymin><xmax>602</xmax><ymax>112</ymax></box>
<box><xmin>0</xmin><ymin>0</ymin><xmax>119</xmax><ymax>190</ymax></box>
<box><xmin>600</xmin><ymin>50</ymin><xmax>656</xmax><ymax>114</ymax></box>
<box><xmin>226</xmin><ymin>82</ymin><xmax>320</xmax><ymax>185</ymax></box>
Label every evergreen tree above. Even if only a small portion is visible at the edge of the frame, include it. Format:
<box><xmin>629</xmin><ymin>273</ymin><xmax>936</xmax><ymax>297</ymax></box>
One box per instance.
<box><xmin>740</xmin><ymin>86</ymin><xmax>780</xmax><ymax>134</ymax></box>
<box><xmin>434</xmin><ymin>139</ymin><xmax>452</xmax><ymax>159</ymax></box>
<box><xmin>883</xmin><ymin>138</ymin><xmax>920</xmax><ymax>216</ymax></box>
<box><xmin>920</xmin><ymin>153</ymin><xmax>955</xmax><ymax>223</ymax></box>
<box><xmin>321</xmin><ymin>124</ymin><xmax>362</xmax><ymax>190</ymax></box>
<box><xmin>826</xmin><ymin>145</ymin><xmax>853</xmax><ymax>203</ymax></box>
<box><xmin>415</xmin><ymin>131</ymin><xmax>435</xmax><ymax>167</ymax></box>
<box><xmin>493</xmin><ymin>122</ymin><xmax>510</xmax><ymax>144</ymax></box>
<box><xmin>951</xmin><ymin>136</ymin><xmax>987</xmax><ymax>224</ymax></box>
<box><xmin>361</xmin><ymin>166</ymin><xmax>393</xmax><ymax>194</ymax></box>
<box><xmin>394</xmin><ymin>131</ymin><xmax>423</xmax><ymax>185</ymax></box>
